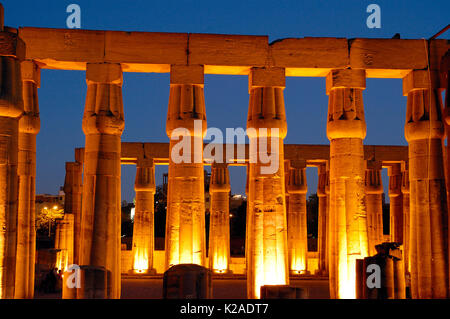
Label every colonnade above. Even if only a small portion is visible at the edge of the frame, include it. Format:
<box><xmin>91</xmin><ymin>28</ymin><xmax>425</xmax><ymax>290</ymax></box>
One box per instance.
<box><xmin>0</xmin><ymin>5</ymin><xmax>449</xmax><ymax>299</ymax></box>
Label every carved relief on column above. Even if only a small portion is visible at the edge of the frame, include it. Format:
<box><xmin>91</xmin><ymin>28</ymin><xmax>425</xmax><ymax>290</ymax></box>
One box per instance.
<box><xmin>404</xmin><ymin>69</ymin><xmax>448</xmax><ymax>299</ymax></box>
<box><xmin>287</xmin><ymin>160</ymin><xmax>308</xmax><ymax>275</ymax></box>
<box><xmin>165</xmin><ymin>65</ymin><xmax>207</xmax><ymax>269</ymax></box>
<box><xmin>326</xmin><ymin>69</ymin><xmax>368</xmax><ymax>299</ymax></box>
<box><xmin>0</xmin><ymin>18</ymin><xmax>24</xmax><ymax>298</ymax></box>
<box><xmin>388</xmin><ymin>163</ymin><xmax>403</xmax><ymax>244</ymax></box>
<box><xmin>79</xmin><ymin>63</ymin><xmax>124</xmax><ymax>299</ymax></box>
<box><xmin>246</xmin><ymin>67</ymin><xmax>288</xmax><ymax>299</ymax></box>
<box><xmin>317</xmin><ymin>163</ymin><xmax>328</xmax><ymax>275</ymax></box>
<box><xmin>209</xmin><ymin>162</ymin><xmax>231</xmax><ymax>274</ymax></box>
<box><xmin>364</xmin><ymin>161</ymin><xmax>384</xmax><ymax>257</ymax></box>
<box><xmin>14</xmin><ymin>60</ymin><xmax>40</xmax><ymax>299</ymax></box>
<box><xmin>131</xmin><ymin>159</ymin><xmax>156</xmax><ymax>274</ymax></box>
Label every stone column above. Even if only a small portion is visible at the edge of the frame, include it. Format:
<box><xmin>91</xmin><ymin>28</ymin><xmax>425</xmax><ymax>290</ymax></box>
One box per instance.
<box><xmin>401</xmin><ymin>164</ymin><xmax>410</xmax><ymax>275</ymax></box>
<box><xmin>325</xmin><ymin>164</ymin><xmax>332</xmax><ymax>281</ymax></box>
<box><xmin>63</xmin><ymin>151</ymin><xmax>83</xmax><ymax>266</ymax></box>
<box><xmin>14</xmin><ymin>60</ymin><xmax>39</xmax><ymax>299</ymax></box>
<box><xmin>388</xmin><ymin>163</ymin><xmax>403</xmax><ymax>244</ymax></box>
<box><xmin>365</xmin><ymin>161</ymin><xmax>384</xmax><ymax>256</ymax></box>
<box><xmin>403</xmin><ymin>69</ymin><xmax>448</xmax><ymax>298</ymax></box>
<box><xmin>55</xmin><ymin>214</ymin><xmax>74</xmax><ymax>273</ymax></box>
<box><xmin>287</xmin><ymin>160</ymin><xmax>308</xmax><ymax>275</ymax></box>
<box><xmin>284</xmin><ymin>160</ymin><xmax>290</xmax><ymax>221</ymax></box>
<box><xmin>208</xmin><ymin>162</ymin><xmax>231</xmax><ymax>274</ymax></box>
<box><xmin>326</xmin><ymin>69</ymin><xmax>368</xmax><ymax>299</ymax></box>
<box><xmin>130</xmin><ymin>159</ymin><xmax>156</xmax><ymax>274</ymax></box>
<box><xmin>317</xmin><ymin>164</ymin><xmax>328</xmax><ymax>275</ymax></box>
<box><xmin>0</xmin><ymin>16</ymin><xmax>24</xmax><ymax>299</ymax></box>
<box><xmin>78</xmin><ymin>63</ymin><xmax>124</xmax><ymax>299</ymax></box>
<box><xmin>246</xmin><ymin>67</ymin><xmax>288</xmax><ymax>299</ymax></box>
<box><xmin>165</xmin><ymin>65</ymin><xmax>207</xmax><ymax>269</ymax></box>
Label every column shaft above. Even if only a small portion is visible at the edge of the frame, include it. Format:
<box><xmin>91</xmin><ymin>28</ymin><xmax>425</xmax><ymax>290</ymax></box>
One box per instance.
<box><xmin>0</xmin><ymin>54</ymin><xmax>23</xmax><ymax>298</ymax></box>
<box><xmin>246</xmin><ymin>67</ymin><xmax>288</xmax><ymax>299</ymax></box>
<box><xmin>326</xmin><ymin>69</ymin><xmax>368</xmax><ymax>299</ymax></box>
<box><xmin>79</xmin><ymin>63</ymin><xmax>124</xmax><ymax>299</ymax></box>
<box><xmin>404</xmin><ymin>70</ymin><xmax>448</xmax><ymax>298</ymax></box>
<box><xmin>14</xmin><ymin>60</ymin><xmax>39</xmax><ymax>299</ymax></box>
<box><xmin>131</xmin><ymin>159</ymin><xmax>156</xmax><ymax>274</ymax></box>
<box><xmin>365</xmin><ymin>163</ymin><xmax>384</xmax><ymax>256</ymax></box>
<box><xmin>165</xmin><ymin>65</ymin><xmax>207</xmax><ymax>268</ymax></box>
<box><xmin>209</xmin><ymin>163</ymin><xmax>231</xmax><ymax>273</ymax></box>
<box><xmin>55</xmin><ymin>214</ymin><xmax>74</xmax><ymax>272</ymax></box>
<box><xmin>388</xmin><ymin>164</ymin><xmax>403</xmax><ymax>244</ymax></box>
<box><xmin>287</xmin><ymin>162</ymin><xmax>308</xmax><ymax>274</ymax></box>
<box><xmin>317</xmin><ymin>164</ymin><xmax>328</xmax><ymax>275</ymax></box>
<box><xmin>63</xmin><ymin>159</ymin><xmax>82</xmax><ymax>266</ymax></box>
<box><xmin>401</xmin><ymin>167</ymin><xmax>411</xmax><ymax>275</ymax></box>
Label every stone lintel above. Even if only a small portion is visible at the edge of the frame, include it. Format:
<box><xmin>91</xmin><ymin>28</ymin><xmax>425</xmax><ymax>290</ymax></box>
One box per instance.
<box><xmin>402</xmin><ymin>69</ymin><xmax>440</xmax><ymax>96</ymax></box>
<box><xmin>86</xmin><ymin>63</ymin><xmax>122</xmax><ymax>85</ymax></box>
<box><xmin>170</xmin><ymin>64</ymin><xmax>204</xmax><ymax>85</ymax></box>
<box><xmin>326</xmin><ymin>69</ymin><xmax>366</xmax><ymax>95</ymax></box>
<box><xmin>249</xmin><ymin>67</ymin><xmax>285</xmax><ymax>90</ymax></box>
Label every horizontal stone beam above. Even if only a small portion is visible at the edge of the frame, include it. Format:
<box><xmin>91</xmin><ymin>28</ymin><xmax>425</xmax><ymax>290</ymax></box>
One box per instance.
<box><xmin>17</xmin><ymin>27</ymin><xmax>449</xmax><ymax>78</ymax></box>
<box><xmin>75</xmin><ymin>143</ymin><xmax>408</xmax><ymax>166</ymax></box>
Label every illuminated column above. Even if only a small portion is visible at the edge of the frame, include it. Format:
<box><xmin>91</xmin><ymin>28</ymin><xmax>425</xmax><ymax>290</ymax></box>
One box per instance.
<box><xmin>14</xmin><ymin>61</ymin><xmax>39</xmax><ymax>299</ymax></box>
<box><xmin>208</xmin><ymin>162</ymin><xmax>231</xmax><ymax>274</ymax></box>
<box><xmin>401</xmin><ymin>164</ymin><xmax>410</xmax><ymax>275</ymax></box>
<box><xmin>55</xmin><ymin>214</ymin><xmax>74</xmax><ymax>273</ymax></box>
<box><xmin>365</xmin><ymin>161</ymin><xmax>384</xmax><ymax>256</ymax></box>
<box><xmin>388</xmin><ymin>163</ymin><xmax>403</xmax><ymax>244</ymax></box>
<box><xmin>0</xmin><ymin>13</ymin><xmax>24</xmax><ymax>298</ymax></box>
<box><xmin>246</xmin><ymin>67</ymin><xmax>288</xmax><ymax>299</ymax></box>
<box><xmin>326</xmin><ymin>69</ymin><xmax>368</xmax><ymax>299</ymax></box>
<box><xmin>287</xmin><ymin>160</ymin><xmax>308</xmax><ymax>275</ymax></box>
<box><xmin>403</xmin><ymin>70</ymin><xmax>448</xmax><ymax>299</ymax></box>
<box><xmin>79</xmin><ymin>63</ymin><xmax>124</xmax><ymax>299</ymax></box>
<box><xmin>130</xmin><ymin>159</ymin><xmax>156</xmax><ymax>274</ymax></box>
<box><xmin>63</xmin><ymin>152</ymin><xmax>83</xmax><ymax>266</ymax></box>
<box><xmin>325</xmin><ymin>165</ymin><xmax>333</xmax><ymax>285</ymax></box>
<box><xmin>165</xmin><ymin>65</ymin><xmax>207</xmax><ymax>269</ymax></box>
<box><xmin>284</xmin><ymin>160</ymin><xmax>290</xmax><ymax>224</ymax></box>
<box><xmin>317</xmin><ymin>164</ymin><xmax>328</xmax><ymax>275</ymax></box>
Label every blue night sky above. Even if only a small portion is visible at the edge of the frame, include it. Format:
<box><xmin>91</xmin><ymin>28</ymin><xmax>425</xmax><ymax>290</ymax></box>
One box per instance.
<box><xmin>3</xmin><ymin>0</ymin><xmax>449</xmax><ymax>202</ymax></box>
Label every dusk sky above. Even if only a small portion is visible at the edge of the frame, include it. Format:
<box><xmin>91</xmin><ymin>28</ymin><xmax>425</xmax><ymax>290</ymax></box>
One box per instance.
<box><xmin>3</xmin><ymin>0</ymin><xmax>449</xmax><ymax>202</ymax></box>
